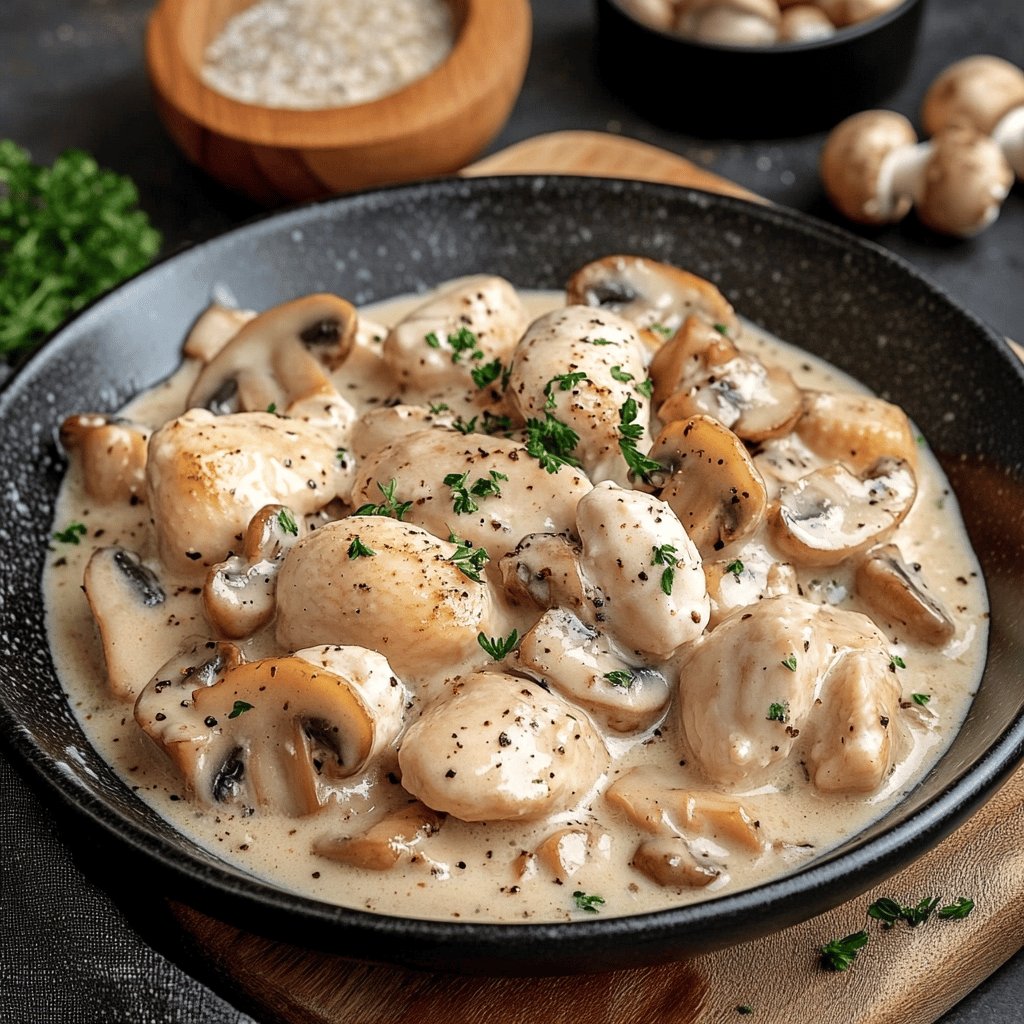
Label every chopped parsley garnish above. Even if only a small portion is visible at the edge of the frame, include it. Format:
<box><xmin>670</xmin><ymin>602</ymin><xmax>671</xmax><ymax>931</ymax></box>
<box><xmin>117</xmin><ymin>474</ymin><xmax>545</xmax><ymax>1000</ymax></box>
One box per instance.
<box><xmin>347</xmin><ymin>536</ymin><xmax>375</xmax><ymax>559</ymax></box>
<box><xmin>424</xmin><ymin>331</ymin><xmax>441</xmax><ymax>349</ymax></box>
<box><xmin>0</xmin><ymin>142</ymin><xmax>162</xmax><ymax>357</ymax></box>
<box><xmin>480</xmin><ymin>411</ymin><xmax>513</xmax><ymax>435</ymax></box>
<box><xmin>228</xmin><ymin>700</ymin><xmax>254</xmax><ymax>719</ymax></box>
<box><xmin>544</xmin><ymin>371</ymin><xmax>589</xmax><ymax>409</ymax></box>
<box><xmin>471</xmin><ymin>357</ymin><xmax>504</xmax><ymax>390</ymax></box>
<box><xmin>447</xmin><ymin>326</ymin><xmax>481</xmax><ymax>363</ymax></box>
<box><xmin>589</xmin><ymin>337</ymin><xmax>615</xmax><ymax>346</ymax></box>
<box><xmin>572</xmin><ymin>890</ymin><xmax>605</xmax><ymax>913</ymax></box>
<box><xmin>713</xmin><ymin>322</ymin><xmax>731</xmax><ymax>336</ymax></box>
<box><xmin>452</xmin><ymin>415</ymin><xmax>478</xmax><ymax>435</ymax></box>
<box><xmin>866</xmin><ymin>897</ymin><xmax>903</xmax><ymax>928</ymax></box>
<box><xmin>470</xmin><ymin>470</ymin><xmax>507</xmax><ymax>499</ymax></box>
<box><xmin>651</xmin><ymin>543</ymin><xmax>679</xmax><ymax>596</ymax></box>
<box><xmin>900</xmin><ymin>896</ymin><xmax>941</xmax><ymax>927</ymax></box>
<box><xmin>635</xmin><ymin>377</ymin><xmax>654</xmax><ymax>399</ymax></box>
<box><xmin>767</xmin><ymin>701</ymin><xmax>789</xmax><ymax>722</ymax></box>
<box><xmin>478</xmin><ymin>629</ymin><xmax>519</xmax><ymax>660</ymax></box>
<box><xmin>354</xmin><ymin>478</ymin><xmax>412</xmax><ymax>520</ymax></box>
<box><xmin>650</xmin><ymin>323</ymin><xmax>673</xmax><ymax>338</ymax></box>
<box><xmin>447</xmin><ymin>533</ymin><xmax>490</xmax><ymax>583</ymax></box>
<box><xmin>781</xmin><ymin>655</ymin><xmax>798</xmax><ymax>672</ymax></box>
<box><xmin>335</xmin><ymin>447</ymin><xmax>349</xmax><ymax>463</ymax></box>
<box><xmin>820</xmin><ymin>930</ymin><xmax>868</xmax><ymax>971</ymax></box>
<box><xmin>266</xmin><ymin>402</ymin><xmax>277</xmax><ymax>414</ymax></box>
<box><xmin>938</xmin><ymin>897</ymin><xmax>975</xmax><ymax>920</ymax></box>
<box><xmin>726</xmin><ymin>558</ymin><xmax>745</xmax><ymax>579</ymax></box>
<box><xmin>867</xmin><ymin>895</ymin><xmax>941</xmax><ymax>928</ymax></box>
<box><xmin>524</xmin><ymin>413</ymin><xmax>581</xmax><ymax>473</ymax></box>
<box><xmin>53</xmin><ymin>521</ymin><xmax>87</xmax><ymax>544</ymax></box>
<box><xmin>736</xmin><ymin>1008</ymin><xmax>754</xmax><ymax>1017</ymax></box>
<box><xmin>603</xmin><ymin>670</ymin><xmax>635</xmax><ymax>689</ymax></box>
<box><xmin>890</xmin><ymin>654</ymin><xmax>907</xmax><ymax>670</ymax></box>
<box><xmin>276</xmin><ymin>508</ymin><xmax>298</xmax><ymax>536</ymax></box>
<box><xmin>610</xmin><ymin>365</ymin><xmax>634</xmax><ymax>384</ymax></box>
<box><xmin>444</xmin><ymin>471</ymin><xmax>479</xmax><ymax>515</ymax></box>
<box><xmin>912</xmin><ymin>692</ymin><xmax>931</xmax><ymax>706</ymax></box>
<box><xmin>428</xmin><ymin>402</ymin><xmax>450</xmax><ymax>414</ymax></box>
<box><xmin>617</xmin><ymin>396</ymin><xmax>661</xmax><ymax>482</ymax></box>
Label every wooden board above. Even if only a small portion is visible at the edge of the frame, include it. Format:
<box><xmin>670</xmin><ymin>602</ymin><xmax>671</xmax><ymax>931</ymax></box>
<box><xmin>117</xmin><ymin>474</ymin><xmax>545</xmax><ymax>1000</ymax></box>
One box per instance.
<box><xmin>172</xmin><ymin>130</ymin><xmax>1024</xmax><ymax>1023</ymax></box>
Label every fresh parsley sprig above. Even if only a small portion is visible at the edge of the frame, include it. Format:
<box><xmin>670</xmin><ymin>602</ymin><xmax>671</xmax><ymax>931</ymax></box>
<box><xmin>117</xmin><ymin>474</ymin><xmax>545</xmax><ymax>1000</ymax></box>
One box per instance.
<box><xmin>478</xmin><ymin>629</ymin><xmax>519</xmax><ymax>660</ymax></box>
<box><xmin>603</xmin><ymin>670</ymin><xmax>635</xmax><ymax>689</ymax></box>
<box><xmin>617</xmin><ymin>397</ymin><xmax>661</xmax><ymax>482</ymax></box>
<box><xmin>447</xmin><ymin>533</ymin><xmax>490</xmax><ymax>583</ymax></box>
<box><xmin>354</xmin><ymin>479</ymin><xmax>412</xmax><ymax>521</ymax></box>
<box><xmin>572</xmin><ymin>890</ymin><xmax>605</xmax><ymax>913</ymax></box>
<box><xmin>53</xmin><ymin>521</ymin><xmax>87</xmax><ymax>544</ymax></box>
<box><xmin>0</xmin><ymin>142</ymin><xmax>162</xmax><ymax>357</ymax></box>
<box><xmin>820</xmin><ymin>930</ymin><xmax>868</xmax><ymax>971</ymax></box>
<box><xmin>347</xmin><ymin>536</ymin><xmax>375</xmax><ymax>559</ymax></box>
<box><xmin>651</xmin><ymin>543</ymin><xmax>679</xmax><ymax>595</ymax></box>
<box><xmin>524</xmin><ymin>413</ymin><xmax>581</xmax><ymax>473</ymax></box>
<box><xmin>544</xmin><ymin>371</ymin><xmax>588</xmax><ymax>409</ymax></box>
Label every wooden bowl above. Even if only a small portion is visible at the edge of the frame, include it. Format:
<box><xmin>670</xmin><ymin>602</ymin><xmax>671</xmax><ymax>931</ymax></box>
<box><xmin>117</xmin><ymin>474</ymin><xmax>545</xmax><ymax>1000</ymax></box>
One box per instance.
<box><xmin>145</xmin><ymin>0</ymin><xmax>532</xmax><ymax>205</ymax></box>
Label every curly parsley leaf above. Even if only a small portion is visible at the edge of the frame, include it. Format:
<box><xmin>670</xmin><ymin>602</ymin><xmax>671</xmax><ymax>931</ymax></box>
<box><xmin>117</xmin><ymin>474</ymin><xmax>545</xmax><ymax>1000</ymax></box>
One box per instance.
<box><xmin>447</xmin><ymin>532</ymin><xmax>490</xmax><ymax>583</ymax></box>
<box><xmin>820</xmin><ymin>930</ymin><xmax>868</xmax><ymax>971</ymax></box>
<box><xmin>354</xmin><ymin>479</ymin><xmax>412</xmax><ymax>520</ymax></box>
<box><xmin>347</xmin><ymin>536</ymin><xmax>375</xmax><ymax>559</ymax></box>
<box><xmin>617</xmin><ymin>397</ymin><xmax>661</xmax><ymax>482</ymax></box>
<box><xmin>524</xmin><ymin>413</ymin><xmax>581</xmax><ymax>473</ymax></box>
<box><xmin>53</xmin><ymin>521</ymin><xmax>87</xmax><ymax>544</ymax></box>
<box><xmin>0</xmin><ymin>142</ymin><xmax>162</xmax><ymax>357</ymax></box>
<box><xmin>572</xmin><ymin>890</ymin><xmax>605</xmax><ymax>913</ymax></box>
<box><xmin>477</xmin><ymin>629</ymin><xmax>519</xmax><ymax>660</ymax></box>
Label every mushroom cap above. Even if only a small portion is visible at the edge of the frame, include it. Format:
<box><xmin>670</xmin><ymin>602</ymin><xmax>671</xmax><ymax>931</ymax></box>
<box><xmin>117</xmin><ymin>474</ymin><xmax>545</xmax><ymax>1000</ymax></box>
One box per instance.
<box><xmin>649</xmin><ymin>414</ymin><xmax>769</xmax><ymax>558</ymax></box>
<box><xmin>820</xmin><ymin>109</ymin><xmax>918</xmax><ymax>225</ymax></box>
<box><xmin>187</xmin><ymin>293</ymin><xmax>357</xmax><ymax>415</ymax></box>
<box><xmin>676</xmin><ymin>0</ymin><xmax>781</xmax><ymax>45</ymax></box>
<box><xmin>915</xmin><ymin>126</ymin><xmax>1014</xmax><ymax>237</ymax></box>
<box><xmin>59</xmin><ymin>414</ymin><xmax>150</xmax><ymax>504</ymax></box>
<box><xmin>397</xmin><ymin>672</ymin><xmax>608</xmax><ymax>822</ymax></box>
<box><xmin>778</xmin><ymin>4</ymin><xmax>836</xmax><ymax>41</ymax></box>
<box><xmin>565</xmin><ymin>254</ymin><xmax>738</xmax><ymax>350</ymax></box>
<box><xmin>922</xmin><ymin>54</ymin><xmax>1024</xmax><ymax>137</ymax></box>
<box><xmin>770</xmin><ymin>456</ymin><xmax>917</xmax><ymax>566</ymax></box>
<box><xmin>813</xmin><ymin>0</ymin><xmax>902</xmax><ymax>28</ymax></box>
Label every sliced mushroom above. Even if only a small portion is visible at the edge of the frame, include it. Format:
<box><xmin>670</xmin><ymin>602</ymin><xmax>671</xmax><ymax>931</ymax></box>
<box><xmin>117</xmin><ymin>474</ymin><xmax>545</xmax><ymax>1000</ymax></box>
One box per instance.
<box><xmin>397</xmin><ymin>672</ymin><xmax>608</xmax><ymax>822</ymax></box>
<box><xmin>274</xmin><ymin>515</ymin><xmax>499</xmax><ymax>687</ymax></box>
<box><xmin>505</xmin><ymin>304</ymin><xmax>651</xmax><ymax>487</ymax></box>
<box><xmin>704</xmin><ymin>547</ymin><xmax>797</xmax><ymax>627</ymax></box>
<box><xmin>182</xmin><ymin>302</ymin><xmax>256</xmax><ymax>364</ymax></box>
<box><xmin>770</xmin><ymin>457</ymin><xmax>917</xmax><ymax>567</ymax></box>
<box><xmin>145</xmin><ymin>409</ymin><xmax>343</xmax><ymax>577</ymax></box>
<box><xmin>655</xmin><ymin>319</ymin><xmax>803</xmax><ymax>443</ymax></box>
<box><xmin>804</xmin><ymin>648</ymin><xmax>905</xmax><ymax>794</ymax></box>
<box><xmin>854</xmin><ymin>543</ymin><xmax>956</xmax><ymax>645</ymax></box>
<box><xmin>202</xmin><ymin>503</ymin><xmax>306</xmax><ymax>639</ymax></box>
<box><xmin>382</xmin><ymin>275</ymin><xmax>528</xmax><ymax>398</ymax></box>
<box><xmin>631</xmin><ymin>838</ymin><xmax>722</xmax><ymax>889</ymax></box>
<box><xmin>527</xmin><ymin>826</ymin><xmax>612</xmax><ymax>882</ymax></box>
<box><xmin>59</xmin><ymin>414</ymin><xmax>150</xmax><ymax>504</ymax></box>
<box><xmin>796</xmin><ymin>390</ymin><xmax>918</xmax><ymax>474</ymax></box>
<box><xmin>186</xmin><ymin>294</ymin><xmax>358</xmax><ymax>443</ymax></box>
<box><xmin>516</xmin><ymin>609</ymin><xmax>672</xmax><ymax>733</ymax></box>
<box><xmin>499</xmin><ymin>534</ymin><xmax>597</xmax><ymax>612</ymax></box>
<box><xmin>313</xmin><ymin>800</ymin><xmax>445</xmax><ymax>870</ymax></box>
<box><xmin>150</xmin><ymin>645</ymin><xmax>409</xmax><ymax>816</ymax></box>
<box><xmin>84</xmin><ymin>546</ymin><xmax>171</xmax><ymax>700</ymax></box>
<box><xmin>565</xmin><ymin>255</ymin><xmax>738</xmax><ymax>353</ymax></box>
<box><xmin>648</xmin><ymin>415</ymin><xmax>768</xmax><ymax>558</ymax></box>
<box><xmin>606</xmin><ymin>767</ymin><xmax>767</xmax><ymax>854</ymax></box>
<box><xmin>135</xmin><ymin>636</ymin><xmax>244</xmax><ymax>747</ymax></box>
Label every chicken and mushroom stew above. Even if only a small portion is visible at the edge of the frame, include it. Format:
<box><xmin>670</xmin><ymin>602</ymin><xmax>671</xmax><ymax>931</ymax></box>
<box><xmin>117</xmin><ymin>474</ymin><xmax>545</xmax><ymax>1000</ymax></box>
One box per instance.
<box><xmin>45</xmin><ymin>256</ymin><xmax>987</xmax><ymax>923</ymax></box>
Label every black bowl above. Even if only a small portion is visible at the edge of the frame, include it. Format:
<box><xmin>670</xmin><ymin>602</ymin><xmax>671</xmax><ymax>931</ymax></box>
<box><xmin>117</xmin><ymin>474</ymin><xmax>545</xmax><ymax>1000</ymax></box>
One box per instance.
<box><xmin>594</xmin><ymin>0</ymin><xmax>926</xmax><ymax>137</ymax></box>
<box><xmin>1</xmin><ymin>175</ymin><xmax>1022</xmax><ymax>976</ymax></box>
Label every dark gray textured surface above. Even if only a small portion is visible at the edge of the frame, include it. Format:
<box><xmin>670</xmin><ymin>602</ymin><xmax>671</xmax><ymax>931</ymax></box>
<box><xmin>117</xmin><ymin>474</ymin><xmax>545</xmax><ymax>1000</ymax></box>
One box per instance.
<box><xmin>1</xmin><ymin>0</ymin><xmax>1022</xmax><ymax>1020</ymax></box>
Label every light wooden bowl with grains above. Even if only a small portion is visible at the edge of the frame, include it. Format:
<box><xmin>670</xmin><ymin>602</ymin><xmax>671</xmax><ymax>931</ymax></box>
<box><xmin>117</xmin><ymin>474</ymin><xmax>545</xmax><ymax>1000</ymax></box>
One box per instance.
<box><xmin>145</xmin><ymin>0</ymin><xmax>532</xmax><ymax>206</ymax></box>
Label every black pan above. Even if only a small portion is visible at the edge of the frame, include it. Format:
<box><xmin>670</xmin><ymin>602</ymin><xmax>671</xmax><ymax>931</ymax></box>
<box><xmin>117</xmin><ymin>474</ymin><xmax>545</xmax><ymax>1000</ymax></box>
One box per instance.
<box><xmin>1</xmin><ymin>176</ymin><xmax>1022</xmax><ymax>976</ymax></box>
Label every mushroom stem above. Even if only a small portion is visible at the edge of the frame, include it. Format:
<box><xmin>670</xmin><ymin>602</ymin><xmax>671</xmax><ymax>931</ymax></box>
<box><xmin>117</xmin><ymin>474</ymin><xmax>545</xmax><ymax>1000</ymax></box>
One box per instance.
<box><xmin>994</xmin><ymin>105</ymin><xmax>1024</xmax><ymax>178</ymax></box>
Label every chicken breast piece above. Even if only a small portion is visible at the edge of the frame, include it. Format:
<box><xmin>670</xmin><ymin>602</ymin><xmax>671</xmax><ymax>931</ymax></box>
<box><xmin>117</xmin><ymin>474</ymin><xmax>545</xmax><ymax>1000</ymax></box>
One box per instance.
<box><xmin>677</xmin><ymin>594</ymin><xmax>899</xmax><ymax>789</ymax></box>
<box><xmin>398</xmin><ymin>672</ymin><xmax>608</xmax><ymax>821</ymax></box>
<box><xmin>506</xmin><ymin>305</ymin><xmax>652</xmax><ymax>486</ymax></box>
<box><xmin>145</xmin><ymin>409</ymin><xmax>343</xmax><ymax>578</ymax></box>
<box><xmin>274</xmin><ymin>515</ymin><xmax>498</xmax><ymax>688</ymax></box>
<box><xmin>351</xmin><ymin>429</ymin><xmax>593</xmax><ymax>563</ymax></box>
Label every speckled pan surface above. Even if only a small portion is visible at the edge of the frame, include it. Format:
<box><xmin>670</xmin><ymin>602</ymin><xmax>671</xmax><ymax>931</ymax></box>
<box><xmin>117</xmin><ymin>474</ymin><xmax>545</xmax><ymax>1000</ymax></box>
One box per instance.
<box><xmin>1</xmin><ymin>175</ymin><xmax>1022</xmax><ymax>976</ymax></box>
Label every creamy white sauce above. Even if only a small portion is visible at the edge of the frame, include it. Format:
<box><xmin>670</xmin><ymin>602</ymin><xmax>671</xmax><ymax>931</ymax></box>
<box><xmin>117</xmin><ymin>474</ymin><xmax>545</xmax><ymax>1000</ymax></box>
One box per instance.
<box><xmin>43</xmin><ymin>282</ymin><xmax>988</xmax><ymax>924</ymax></box>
